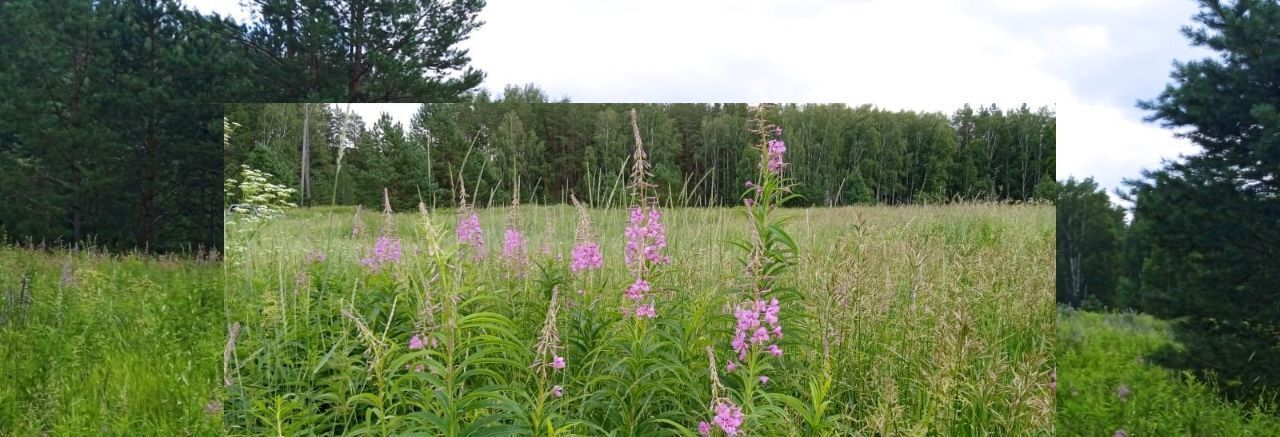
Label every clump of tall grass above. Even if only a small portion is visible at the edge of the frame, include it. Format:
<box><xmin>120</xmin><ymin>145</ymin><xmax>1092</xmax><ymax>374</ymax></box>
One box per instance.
<box><xmin>0</xmin><ymin>245</ymin><xmax>222</xmax><ymax>434</ymax></box>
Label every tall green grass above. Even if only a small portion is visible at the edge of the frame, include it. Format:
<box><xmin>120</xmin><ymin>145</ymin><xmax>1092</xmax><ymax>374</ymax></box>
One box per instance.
<box><xmin>1056</xmin><ymin>308</ymin><xmax>1280</xmax><ymax>435</ymax></box>
<box><xmin>0</xmin><ymin>247</ymin><xmax>222</xmax><ymax>435</ymax></box>
<box><xmin>224</xmin><ymin>202</ymin><xmax>1053</xmax><ymax>435</ymax></box>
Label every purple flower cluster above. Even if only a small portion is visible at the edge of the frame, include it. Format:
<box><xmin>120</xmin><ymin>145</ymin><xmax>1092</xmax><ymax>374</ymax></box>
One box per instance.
<box><xmin>634</xmin><ymin>303</ymin><xmax>657</xmax><ymax>319</ymax></box>
<box><xmin>570</xmin><ymin>242</ymin><xmax>603</xmax><ymax>273</ymax></box>
<box><xmin>728</xmin><ymin>298</ymin><xmax>783</xmax><ymax>364</ymax></box>
<box><xmin>624</xmin><ymin>278</ymin><xmax>651</xmax><ymax>301</ymax></box>
<box><xmin>1116</xmin><ymin>384</ymin><xmax>1131</xmax><ymax>400</ymax></box>
<box><xmin>406</xmin><ymin>333</ymin><xmax>433</xmax><ymax>372</ymax></box>
<box><xmin>361</xmin><ymin>236</ymin><xmax>402</xmax><ymax>271</ymax></box>
<box><xmin>503</xmin><ymin>228</ymin><xmax>526</xmax><ymax>263</ymax></box>
<box><xmin>456</xmin><ymin>212</ymin><xmax>485</xmax><ymax>257</ymax></box>
<box><xmin>624</xmin><ymin>277</ymin><xmax>659</xmax><ymax>319</ymax></box>
<box><xmin>305</xmin><ymin>249</ymin><xmax>326</xmax><ymax>263</ymax></box>
<box><xmin>711</xmin><ymin>400</ymin><xmax>745</xmax><ymax>436</ymax></box>
<box><xmin>766</xmin><ymin>138</ymin><xmax>786</xmax><ymax>174</ymax></box>
<box><xmin>551</xmin><ymin>355</ymin><xmax>566</xmax><ymax>370</ymax></box>
<box><xmin>624</xmin><ymin>207</ymin><xmax>670</xmax><ymax>267</ymax></box>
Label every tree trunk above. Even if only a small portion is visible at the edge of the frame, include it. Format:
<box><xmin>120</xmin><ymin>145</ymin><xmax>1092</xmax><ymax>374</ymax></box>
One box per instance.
<box><xmin>301</xmin><ymin>103</ymin><xmax>311</xmax><ymax>206</ymax></box>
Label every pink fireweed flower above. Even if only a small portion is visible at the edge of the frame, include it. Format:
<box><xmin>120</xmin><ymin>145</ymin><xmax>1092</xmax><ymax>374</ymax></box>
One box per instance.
<box><xmin>361</xmin><ymin>236</ymin><xmax>402</xmax><ymax>271</ymax></box>
<box><xmin>712</xmin><ymin>400</ymin><xmax>745</xmax><ymax>436</ymax></box>
<box><xmin>764</xmin><ymin>298</ymin><xmax>780</xmax><ymax>324</ymax></box>
<box><xmin>725</xmin><ymin>361</ymin><xmax>737</xmax><ymax>372</ymax></box>
<box><xmin>759</xmin><ymin>375</ymin><xmax>769</xmax><ymax>385</ymax></box>
<box><xmin>570</xmin><ymin>242</ymin><xmax>603</xmax><ymax>272</ymax></box>
<box><xmin>625</xmin><ymin>278</ymin><xmax>651</xmax><ymax>301</ymax></box>
<box><xmin>766</xmin><ymin>138</ymin><xmax>787</xmax><ymax>174</ymax></box>
<box><xmin>731</xmin><ymin>298</ymin><xmax>783</xmax><ymax>361</ymax></box>
<box><xmin>624</xmin><ymin>207</ymin><xmax>670</xmax><ymax>267</ymax></box>
<box><xmin>551</xmin><ymin>355</ymin><xmax>566</xmax><ymax>370</ymax></box>
<box><xmin>456</xmin><ymin>212</ymin><xmax>485</xmax><ymax>257</ymax></box>
<box><xmin>698</xmin><ymin>421</ymin><xmax>711</xmax><ymax>436</ymax></box>
<box><xmin>409</xmin><ymin>334</ymin><xmax>425</xmax><ymax>350</ymax></box>
<box><xmin>503</xmin><ymin>227</ymin><xmax>526</xmax><ymax>264</ymax></box>
<box><xmin>635</xmin><ymin>303</ymin><xmax>657</xmax><ymax>319</ymax></box>
<box><xmin>552</xmin><ymin>385</ymin><xmax>563</xmax><ymax>398</ymax></box>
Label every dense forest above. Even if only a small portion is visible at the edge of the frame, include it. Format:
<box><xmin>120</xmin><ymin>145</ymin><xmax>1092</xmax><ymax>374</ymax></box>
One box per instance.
<box><xmin>224</xmin><ymin>95</ymin><xmax>1055</xmax><ymax>210</ymax></box>
<box><xmin>0</xmin><ymin>0</ymin><xmax>487</xmax><ymax>251</ymax></box>
<box><xmin>1057</xmin><ymin>0</ymin><xmax>1279</xmax><ymax>405</ymax></box>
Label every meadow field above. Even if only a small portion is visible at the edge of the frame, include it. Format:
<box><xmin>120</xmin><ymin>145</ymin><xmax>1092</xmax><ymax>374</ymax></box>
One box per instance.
<box><xmin>1056</xmin><ymin>308</ymin><xmax>1280</xmax><ymax>435</ymax></box>
<box><xmin>0</xmin><ymin>246</ymin><xmax>223</xmax><ymax>435</ymax></box>
<box><xmin>223</xmin><ymin>201</ymin><xmax>1054</xmax><ymax>435</ymax></box>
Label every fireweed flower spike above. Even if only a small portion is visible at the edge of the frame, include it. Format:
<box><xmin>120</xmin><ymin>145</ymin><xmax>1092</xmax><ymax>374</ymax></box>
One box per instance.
<box><xmin>621</xmin><ymin>108</ymin><xmax>669</xmax><ymax>319</ymax></box>
<box><xmin>456</xmin><ymin>179</ymin><xmax>486</xmax><ymax>259</ymax></box>
<box><xmin>712</xmin><ymin>400</ymin><xmax>745</xmax><ymax>435</ymax></box>
<box><xmin>634</xmin><ymin>303</ymin><xmax>657</xmax><ymax>319</ymax></box>
<box><xmin>534</xmin><ymin>288</ymin><xmax>564</xmax><ymax>378</ymax></box>
<box><xmin>570</xmin><ymin>194</ymin><xmax>604</xmax><ymax>273</ymax></box>
<box><xmin>503</xmin><ymin>228</ymin><xmax>526</xmax><ymax>266</ymax></box>
<box><xmin>351</xmin><ymin>205</ymin><xmax>365</xmax><ymax>237</ymax></box>
<box><xmin>766</xmin><ymin>138</ymin><xmax>786</xmax><ymax>174</ymax></box>
<box><xmin>721</xmin><ymin>105</ymin><xmax>795</xmax><ymax>403</ymax></box>
<box><xmin>702</xmin><ymin>346</ymin><xmax>747</xmax><ymax>436</ymax></box>
<box><xmin>502</xmin><ymin>182</ymin><xmax>528</xmax><ymax>273</ymax></box>
<box><xmin>361</xmin><ymin>235</ymin><xmax>402</xmax><ymax>272</ymax></box>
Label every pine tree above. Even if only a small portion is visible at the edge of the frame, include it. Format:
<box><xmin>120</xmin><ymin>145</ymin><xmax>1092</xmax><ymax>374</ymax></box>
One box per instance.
<box><xmin>240</xmin><ymin>0</ymin><xmax>486</xmax><ymax>101</ymax></box>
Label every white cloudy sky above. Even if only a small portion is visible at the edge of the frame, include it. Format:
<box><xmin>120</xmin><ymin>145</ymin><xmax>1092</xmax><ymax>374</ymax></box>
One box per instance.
<box><xmin>191</xmin><ymin>0</ymin><xmax>1211</xmax><ymax>204</ymax></box>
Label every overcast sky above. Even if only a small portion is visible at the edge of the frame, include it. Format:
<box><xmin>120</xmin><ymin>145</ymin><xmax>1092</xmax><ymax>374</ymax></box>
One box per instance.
<box><xmin>191</xmin><ymin>0</ymin><xmax>1211</xmax><ymax>205</ymax></box>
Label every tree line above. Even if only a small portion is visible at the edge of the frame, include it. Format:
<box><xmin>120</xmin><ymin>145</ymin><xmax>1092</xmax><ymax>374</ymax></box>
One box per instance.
<box><xmin>1057</xmin><ymin>0</ymin><xmax>1279</xmax><ymax>404</ymax></box>
<box><xmin>0</xmin><ymin>0</ymin><xmax>487</xmax><ymax>252</ymax></box>
<box><xmin>223</xmin><ymin>95</ymin><xmax>1056</xmax><ymax>211</ymax></box>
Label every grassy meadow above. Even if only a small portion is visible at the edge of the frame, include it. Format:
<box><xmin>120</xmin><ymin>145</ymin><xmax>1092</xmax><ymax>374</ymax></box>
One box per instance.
<box><xmin>1056</xmin><ymin>308</ymin><xmax>1280</xmax><ymax>435</ymax></box>
<box><xmin>0</xmin><ymin>246</ymin><xmax>223</xmax><ymax>435</ymax></box>
<box><xmin>224</xmin><ymin>202</ymin><xmax>1054</xmax><ymax>435</ymax></box>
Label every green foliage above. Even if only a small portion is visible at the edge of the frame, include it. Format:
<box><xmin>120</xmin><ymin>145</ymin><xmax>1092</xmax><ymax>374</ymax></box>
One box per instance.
<box><xmin>1056</xmin><ymin>308</ymin><xmax>1280</xmax><ymax>435</ymax></box>
<box><xmin>0</xmin><ymin>247</ymin><xmax>223</xmax><ymax>434</ymax></box>
<box><xmin>224</xmin><ymin>101</ymin><xmax>1056</xmax><ymax>210</ymax></box>
<box><xmin>237</xmin><ymin>0</ymin><xmax>486</xmax><ymax>101</ymax></box>
<box><xmin>1077</xmin><ymin>0</ymin><xmax>1280</xmax><ymax>409</ymax></box>
<box><xmin>1121</xmin><ymin>0</ymin><xmax>1280</xmax><ymax>330</ymax></box>
<box><xmin>1056</xmin><ymin>177</ymin><xmax>1125</xmax><ymax>308</ymax></box>
<box><xmin>0</xmin><ymin>0</ymin><xmax>230</xmax><ymax>252</ymax></box>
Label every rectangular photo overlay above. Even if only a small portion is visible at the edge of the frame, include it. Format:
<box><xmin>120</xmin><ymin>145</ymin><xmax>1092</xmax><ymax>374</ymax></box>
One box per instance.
<box><xmin>222</xmin><ymin>101</ymin><xmax>1055</xmax><ymax>435</ymax></box>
